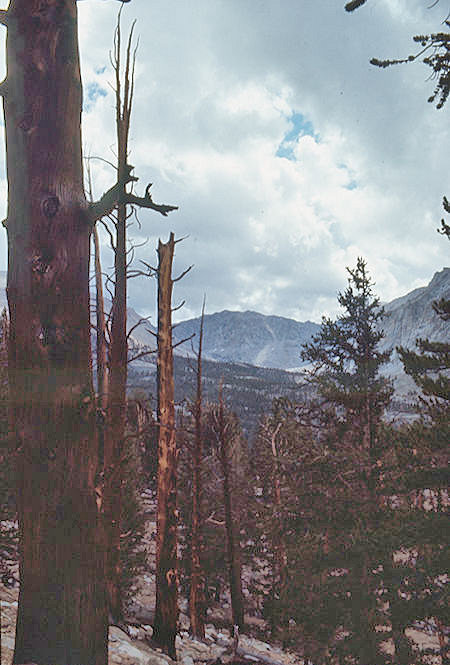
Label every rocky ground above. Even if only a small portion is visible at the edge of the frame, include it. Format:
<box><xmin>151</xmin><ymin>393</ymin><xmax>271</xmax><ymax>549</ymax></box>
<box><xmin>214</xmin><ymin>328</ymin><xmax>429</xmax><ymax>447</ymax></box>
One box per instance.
<box><xmin>1</xmin><ymin>490</ymin><xmax>298</xmax><ymax>665</ymax></box>
<box><xmin>1</xmin><ymin>490</ymin><xmax>443</xmax><ymax>664</ymax></box>
<box><xmin>1</xmin><ymin>573</ymin><xmax>298</xmax><ymax>665</ymax></box>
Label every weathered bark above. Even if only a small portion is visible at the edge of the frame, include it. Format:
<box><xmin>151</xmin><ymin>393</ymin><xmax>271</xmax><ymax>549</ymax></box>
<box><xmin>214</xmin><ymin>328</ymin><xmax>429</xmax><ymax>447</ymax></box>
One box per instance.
<box><xmin>103</xmin><ymin>17</ymin><xmax>134</xmax><ymax>625</ymax></box>
<box><xmin>3</xmin><ymin>2</ymin><xmax>107</xmax><ymax>663</ymax></box>
<box><xmin>189</xmin><ymin>301</ymin><xmax>206</xmax><ymax>639</ymax></box>
<box><xmin>93</xmin><ymin>225</ymin><xmax>108</xmax><ymax>412</ymax></box>
<box><xmin>153</xmin><ymin>233</ymin><xmax>179</xmax><ymax>659</ymax></box>
<box><xmin>215</xmin><ymin>393</ymin><xmax>245</xmax><ymax>630</ymax></box>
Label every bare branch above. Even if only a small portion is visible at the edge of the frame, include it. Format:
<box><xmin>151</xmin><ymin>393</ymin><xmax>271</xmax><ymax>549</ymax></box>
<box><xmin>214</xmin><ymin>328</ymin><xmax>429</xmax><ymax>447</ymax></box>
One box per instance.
<box><xmin>128</xmin><ymin>349</ymin><xmax>157</xmax><ymax>364</ymax></box>
<box><xmin>345</xmin><ymin>0</ymin><xmax>368</xmax><ymax>11</ymax></box>
<box><xmin>126</xmin><ymin>316</ymin><xmax>153</xmax><ymax>341</ymax></box>
<box><xmin>174</xmin><ymin>234</ymin><xmax>190</xmax><ymax>245</ymax></box>
<box><xmin>172</xmin><ymin>333</ymin><xmax>195</xmax><ymax>350</ymax></box>
<box><xmin>173</xmin><ymin>265</ymin><xmax>193</xmax><ymax>283</ymax></box>
<box><xmin>99</xmin><ymin>218</ymin><xmax>116</xmax><ymax>251</ymax></box>
<box><xmin>88</xmin><ymin>164</ymin><xmax>138</xmax><ymax>223</ymax></box>
<box><xmin>83</xmin><ymin>154</ymin><xmax>117</xmax><ymax>172</ymax></box>
<box><xmin>140</xmin><ymin>259</ymin><xmax>158</xmax><ymax>275</ymax></box>
<box><xmin>172</xmin><ymin>300</ymin><xmax>186</xmax><ymax>313</ymax></box>
<box><xmin>125</xmin><ymin>183</ymin><xmax>178</xmax><ymax>217</ymax></box>
<box><xmin>126</xmin><ymin>268</ymin><xmax>151</xmax><ymax>279</ymax></box>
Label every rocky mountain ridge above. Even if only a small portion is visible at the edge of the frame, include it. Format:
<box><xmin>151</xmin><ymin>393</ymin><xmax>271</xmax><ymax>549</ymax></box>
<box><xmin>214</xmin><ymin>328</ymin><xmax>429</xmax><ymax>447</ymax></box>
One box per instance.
<box><xmin>0</xmin><ymin>268</ymin><xmax>448</xmax><ymax>396</ymax></box>
<box><xmin>171</xmin><ymin>268</ymin><xmax>449</xmax><ymax>375</ymax></box>
<box><xmin>375</xmin><ymin>267</ymin><xmax>449</xmax><ymax>395</ymax></box>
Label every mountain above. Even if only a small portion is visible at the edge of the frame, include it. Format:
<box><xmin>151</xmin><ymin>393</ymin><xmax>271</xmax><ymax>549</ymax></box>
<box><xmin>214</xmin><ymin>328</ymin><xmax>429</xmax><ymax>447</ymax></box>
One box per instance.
<box><xmin>168</xmin><ymin>268</ymin><xmax>449</xmax><ymax>386</ymax></box>
<box><xmin>379</xmin><ymin>267</ymin><xmax>450</xmax><ymax>394</ymax></box>
<box><xmin>172</xmin><ymin>310</ymin><xmax>319</xmax><ymax>370</ymax></box>
<box><xmin>0</xmin><ymin>268</ymin><xmax>448</xmax><ymax>415</ymax></box>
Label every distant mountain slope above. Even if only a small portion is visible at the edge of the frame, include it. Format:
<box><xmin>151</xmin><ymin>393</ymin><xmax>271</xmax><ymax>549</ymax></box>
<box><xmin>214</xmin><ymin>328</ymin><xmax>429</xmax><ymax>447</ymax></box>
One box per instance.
<box><xmin>172</xmin><ymin>310</ymin><xmax>320</xmax><ymax>370</ymax></box>
<box><xmin>381</xmin><ymin>268</ymin><xmax>449</xmax><ymax>350</ymax></box>
<box><xmin>0</xmin><ymin>268</ymin><xmax>448</xmax><ymax>398</ymax></box>
<box><xmin>379</xmin><ymin>267</ymin><xmax>449</xmax><ymax>394</ymax></box>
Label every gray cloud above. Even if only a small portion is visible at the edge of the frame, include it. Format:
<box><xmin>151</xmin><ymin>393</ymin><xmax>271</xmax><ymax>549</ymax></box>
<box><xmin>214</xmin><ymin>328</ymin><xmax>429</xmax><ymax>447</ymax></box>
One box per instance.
<box><xmin>0</xmin><ymin>0</ymin><xmax>448</xmax><ymax>324</ymax></box>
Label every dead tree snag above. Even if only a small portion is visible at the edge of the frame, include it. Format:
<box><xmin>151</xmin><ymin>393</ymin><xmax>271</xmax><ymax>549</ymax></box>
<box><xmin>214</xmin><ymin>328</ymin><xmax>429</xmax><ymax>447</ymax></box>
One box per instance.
<box><xmin>3</xmin><ymin>2</ymin><xmax>107</xmax><ymax>662</ymax></box>
<box><xmin>153</xmin><ymin>232</ymin><xmax>179</xmax><ymax>658</ymax></box>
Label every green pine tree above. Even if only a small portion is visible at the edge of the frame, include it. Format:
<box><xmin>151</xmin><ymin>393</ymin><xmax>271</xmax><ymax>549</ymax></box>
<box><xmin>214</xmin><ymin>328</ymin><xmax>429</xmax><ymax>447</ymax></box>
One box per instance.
<box><xmin>300</xmin><ymin>258</ymin><xmax>394</xmax><ymax>664</ymax></box>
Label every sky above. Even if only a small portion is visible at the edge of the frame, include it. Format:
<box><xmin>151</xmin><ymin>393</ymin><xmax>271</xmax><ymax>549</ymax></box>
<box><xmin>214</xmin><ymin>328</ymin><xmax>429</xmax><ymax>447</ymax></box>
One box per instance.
<box><xmin>0</xmin><ymin>0</ymin><xmax>449</xmax><ymax>323</ymax></box>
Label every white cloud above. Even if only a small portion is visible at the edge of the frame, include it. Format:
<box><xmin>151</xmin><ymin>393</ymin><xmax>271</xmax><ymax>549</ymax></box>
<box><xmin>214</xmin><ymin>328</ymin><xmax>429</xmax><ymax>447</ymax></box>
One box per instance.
<box><xmin>0</xmin><ymin>0</ymin><xmax>448</xmax><ymax>324</ymax></box>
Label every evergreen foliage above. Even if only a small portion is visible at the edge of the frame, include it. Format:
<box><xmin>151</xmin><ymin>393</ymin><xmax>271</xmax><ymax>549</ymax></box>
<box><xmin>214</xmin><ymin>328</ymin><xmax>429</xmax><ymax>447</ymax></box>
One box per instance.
<box><xmin>345</xmin><ymin>1</ymin><xmax>450</xmax><ymax>108</ymax></box>
<box><xmin>250</xmin><ymin>259</ymin><xmax>397</xmax><ymax>663</ymax></box>
<box><xmin>301</xmin><ymin>256</ymin><xmax>393</xmax><ymax>425</ymax></box>
<box><xmin>245</xmin><ymin>256</ymin><xmax>448</xmax><ymax>663</ymax></box>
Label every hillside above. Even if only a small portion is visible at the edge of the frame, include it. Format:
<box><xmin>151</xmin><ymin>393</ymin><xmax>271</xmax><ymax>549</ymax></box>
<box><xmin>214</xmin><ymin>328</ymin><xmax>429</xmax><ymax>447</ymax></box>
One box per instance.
<box><xmin>0</xmin><ymin>268</ymin><xmax>448</xmax><ymax>425</ymax></box>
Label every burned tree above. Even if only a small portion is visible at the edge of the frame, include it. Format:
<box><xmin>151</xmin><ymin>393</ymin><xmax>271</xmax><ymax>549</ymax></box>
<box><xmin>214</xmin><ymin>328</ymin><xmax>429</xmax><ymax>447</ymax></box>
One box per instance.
<box><xmin>189</xmin><ymin>299</ymin><xmax>207</xmax><ymax>639</ymax></box>
<box><xmin>0</xmin><ymin>2</ymin><xmax>175</xmax><ymax>662</ymax></box>
<box><xmin>103</xmin><ymin>14</ymin><xmax>136</xmax><ymax>626</ymax></box>
<box><xmin>152</xmin><ymin>233</ymin><xmax>191</xmax><ymax>658</ymax></box>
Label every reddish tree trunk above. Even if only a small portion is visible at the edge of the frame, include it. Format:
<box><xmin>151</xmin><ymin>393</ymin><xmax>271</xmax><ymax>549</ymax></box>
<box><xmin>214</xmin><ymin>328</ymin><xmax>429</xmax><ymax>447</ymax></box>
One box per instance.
<box><xmin>94</xmin><ymin>225</ymin><xmax>108</xmax><ymax>412</ymax></box>
<box><xmin>103</xmin><ymin>18</ymin><xmax>135</xmax><ymax>623</ymax></box>
<box><xmin>3</xmin><ymin>2</ymin><xmax>107</xmax><ymax>663</ymax></box>
<box><xmin>153</xmin><ymin>233</ymin><xmax>179</xmax><ymax>659</ymax></box>
<box><xmin>103</xmin><ymin>199</ymin><xmax>128</xmax><ymax>624</ymax></box>
<box><xmin>189</xmin><ymin>302</ymin><xmax>206</xmax><ymax>639</ymax></box>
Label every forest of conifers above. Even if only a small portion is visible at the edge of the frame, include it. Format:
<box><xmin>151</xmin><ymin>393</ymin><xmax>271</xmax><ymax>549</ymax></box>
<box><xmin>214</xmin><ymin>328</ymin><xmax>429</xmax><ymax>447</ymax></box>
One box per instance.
<box><xmin>0</xmin><ymin>2</ymin><xmax>449</xmax><ymax>665</ymax></box>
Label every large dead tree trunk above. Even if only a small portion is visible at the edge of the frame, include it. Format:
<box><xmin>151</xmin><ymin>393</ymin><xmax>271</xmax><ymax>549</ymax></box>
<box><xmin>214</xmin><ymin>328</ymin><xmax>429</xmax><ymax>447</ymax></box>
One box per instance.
<box><xmin>189</xmin><ymin>300</ymin><xmax>206</xmax><ymax>639</ymax></box>
<box><xmin>103</xmin><ymin>16</ymin><xmax>135</xmax><ymax>625</ymax></box>
<box><xmin>93</xmin><ymin>225</ymin><xmax>108</xmax><ymax>412</ymax></box>
<box><xmin>153</xmin><ymin>232</ymin><xmax>179</xmax><ymax>659</ymax></box>
<box><xmin>2</xmin><ymin>2</ymin><xmax>108</xmax><ymax>662</ymax></box>
<box><xmin>1</xmin><ymin>3</ymin><xmax>176</xmax><ymax>661</ymax></box>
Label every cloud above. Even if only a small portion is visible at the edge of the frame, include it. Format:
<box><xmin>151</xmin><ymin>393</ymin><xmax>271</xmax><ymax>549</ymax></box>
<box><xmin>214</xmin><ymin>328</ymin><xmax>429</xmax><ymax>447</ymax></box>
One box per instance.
<box><xmin>0</xmin><ymin>0</ymin><xmax>448</xmax><ymax>325</ymax></box>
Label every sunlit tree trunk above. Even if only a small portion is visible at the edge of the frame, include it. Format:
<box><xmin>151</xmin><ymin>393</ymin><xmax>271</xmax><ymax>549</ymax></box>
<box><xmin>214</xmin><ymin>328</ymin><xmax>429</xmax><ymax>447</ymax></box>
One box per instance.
<box><xmin>3</xmin><ymin>2</ymin><xmax>107</xmax><ymax>662</ymax></box>
<box><xmin>153</xmin><ymin>233</ymin><xmax>179</xmax><ymax>659</ymax></box>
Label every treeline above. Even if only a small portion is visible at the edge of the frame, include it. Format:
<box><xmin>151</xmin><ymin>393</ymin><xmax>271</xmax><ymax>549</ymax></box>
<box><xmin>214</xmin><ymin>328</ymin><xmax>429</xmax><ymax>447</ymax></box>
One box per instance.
<box><xmin>173</xmin><ymin>256</ymin><xmax>449</xmax><ymax>664</ymax></box>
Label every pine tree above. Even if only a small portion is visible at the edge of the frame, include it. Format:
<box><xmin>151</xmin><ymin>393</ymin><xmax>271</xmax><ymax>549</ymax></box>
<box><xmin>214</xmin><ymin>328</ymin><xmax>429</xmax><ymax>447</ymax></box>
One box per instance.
<box><xmin>392</xmin><ymin>212</ymin><xmax>450</xmax><ymax>664</ymax></box>
<box><xmin>300</xmin><ymin>258</ymin><xmax>394</xmax><ymax>664</ymax></box>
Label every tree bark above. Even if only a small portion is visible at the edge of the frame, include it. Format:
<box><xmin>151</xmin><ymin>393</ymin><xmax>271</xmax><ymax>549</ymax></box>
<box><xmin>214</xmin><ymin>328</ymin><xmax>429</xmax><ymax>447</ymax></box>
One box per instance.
<box><xmin>93</xmin><ymin>225</ymin><xmax>108</xmax><ymax>413</ymax></box>
<box><xmin>189</xmin><ymin>301</ymin><xmax>206</xmax><ymax>639</ymax></box>
<box><xmin>153</xmin><ymin>233</ymin><xmax>179</xmax><ymax>659</ymax></box>
<box><xmin>103</xmin><ymin>17</ymin><xmax>134</xmax><ymax>625</ymax></box>
<box><xmin>216</xmin><ymin>394</ymin><xmax>245</xmax><ymax>630</ymax></box>
<box><xmin>3</xmin><ymin>2</ymin><xmax>107</xmax><ymax>663</ymax></box>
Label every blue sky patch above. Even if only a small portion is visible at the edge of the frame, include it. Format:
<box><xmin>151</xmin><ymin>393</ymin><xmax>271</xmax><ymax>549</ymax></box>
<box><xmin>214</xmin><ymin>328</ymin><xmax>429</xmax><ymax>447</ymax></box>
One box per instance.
<box><xmin>345</xmin><ymin>179</ymin><xmax>358</xmax><ymax>190</ymax></box>
<box><xmin>337</xmin><ymin>162</ymin><xmax>358</xmax><ymax>190</ymax></box>
<box><xmin>276</xmin><ymin>112</ymin><xmax>317</xmax><ymax>161</ymax></box>
<box><xmin>84</xmin><ymin>82</ymin><xmax>107</xmax><ymax>112</ymax></box>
